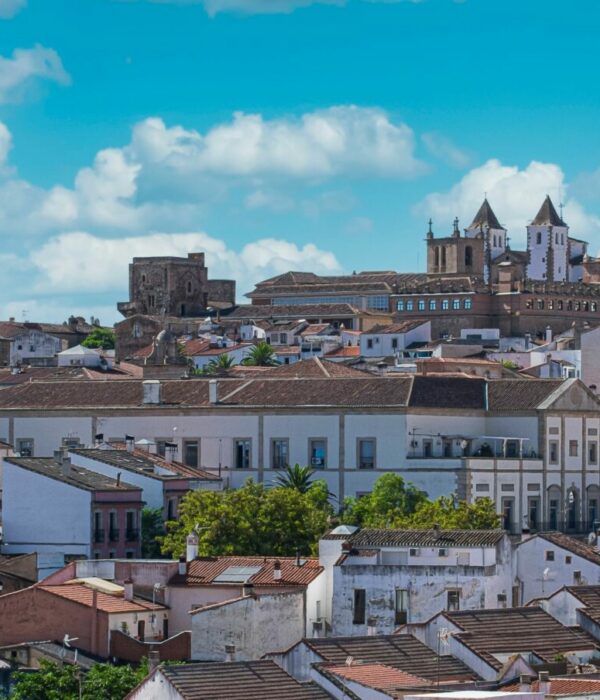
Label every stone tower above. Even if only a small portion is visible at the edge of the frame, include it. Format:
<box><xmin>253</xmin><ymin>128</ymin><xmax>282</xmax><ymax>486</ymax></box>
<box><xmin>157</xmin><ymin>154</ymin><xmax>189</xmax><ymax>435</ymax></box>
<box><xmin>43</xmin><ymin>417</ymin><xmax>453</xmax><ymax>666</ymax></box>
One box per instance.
<box><xmin>117</xmin><ymin>253</ymin><xmax>235</xmax><ymax>318</ymax></box>
<box><xmin>464</xmin><ymin>198</ymin><xmax>507</xmax><ymax>282</ymax></box>
<box><xmin>526</xmin><ymin>196</ymin><xmax>568</xmax><ymax>282</ymax></box>
<box><xmin>426</xmin><ymin>217</ymin><xmax>485</xmax><ymax>278</ymax></box>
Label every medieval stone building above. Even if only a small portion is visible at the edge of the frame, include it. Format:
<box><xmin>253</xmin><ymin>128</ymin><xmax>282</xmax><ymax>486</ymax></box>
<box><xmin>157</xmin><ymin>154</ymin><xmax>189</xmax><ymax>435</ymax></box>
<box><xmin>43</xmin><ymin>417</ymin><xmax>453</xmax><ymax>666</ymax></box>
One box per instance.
<box><xmin>117</xmin><ymin>253</ymin><xmax>235</xmax><ymax>319</ymax></box>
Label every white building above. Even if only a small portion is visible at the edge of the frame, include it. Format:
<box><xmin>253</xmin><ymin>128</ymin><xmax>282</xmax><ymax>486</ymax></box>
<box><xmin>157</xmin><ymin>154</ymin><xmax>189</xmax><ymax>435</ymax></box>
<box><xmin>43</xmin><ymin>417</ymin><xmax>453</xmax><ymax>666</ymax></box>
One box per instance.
<box><xmin>319</xmin><ymin>527</ymin><xmax>514</xmax><ymax>635</ymax></box>
<box><xmin>0</xmin><ymin>324</ymin><xmax>63</xmax><ymax>367</ymax></box>
<box><xmin>188</xmin><ymin>342</ymin><xmax>254</xmax><ymax>370</ymax></box>
<box><xmin>359</xmin><ymin>320</ymin><xmax>431</xmax><ymax>358</ymax></box>
<box><xmin>57</xmin><ymin>344</ymin><xmax>109</xmax><ymax>368</ymax></box>
<box><xmin>526</xmin><ymin>197</ymin><xmax>569</xmax><ymax>283</ymax></box>
<box><xmin>517</xmin><ymin>532</ymin><xmax>600</xmax><ymax>604</ymax></box>
<box><xmin>0</xmin><ymin>372</ymin><xmax>599</xmax><ymax>535</ymax></box>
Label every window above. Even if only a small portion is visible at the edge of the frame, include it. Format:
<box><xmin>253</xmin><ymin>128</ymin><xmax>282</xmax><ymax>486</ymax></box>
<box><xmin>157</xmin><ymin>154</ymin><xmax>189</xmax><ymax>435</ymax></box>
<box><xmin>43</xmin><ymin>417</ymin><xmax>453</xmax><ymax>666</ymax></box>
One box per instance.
<box><xmin>423</xmin><ymin>439</ymin><xmax>433</xmax><ymax>457</ymax></box>
<box><xmin>391</xmin><ymin>338</ymin><xmax>398</xmax><ymax>350</ymax></box>
<box><xmin>545</xmin><ymin>550</ymin><xmax>555</xmax><ymax>562</ymax></box>
<box><xmin>549</xmin><ymin>498</ymin><xmax>559</xmax><ymax>529</ymax></box>
<box><xmin>418</xmin><ymin>299</ymin><xmax>425</xmax><ymax>311</ymax></box>
<box><xmin>557</xmin><ymin>300</ymin><xmax>563</xmax><ymax>310</ymax></box>
<box><xmin>442</xmin><ymin>299</ymin><xmax>449</xmax><ymax>311</ymax></box>
<box><xmin>438</xmin><ymin>547</ymin><xmax>449</xmax><ymax>557</ymax></box>
<box><xmin>309</xmin><ymin>439</ymin><xmax>327</xmax><ymax>468</ymax></box>
<box><xmin>367</xmin><ymin>338</ymin><xmax>373</xmax><ymax>349</ymax></box>
<box><xmin>183</xmin><ymin>440</ymin><xmax>199</xmax><ymax>468</ymax></box>
<box><xmin>235</xmin><ymin>439</ymin><xmax>251</xmax><ymax>469</ymax></box>
<box><xmin>16</xmin><ymin>439</ymin><xmax>33</xmax><ymax>457</ymax></box>
<box><xmin>588</xmin><ymin>498</ymin><xmax>598</xmax><ymax>527</ymax></box>
<box><xmin>148</xmin><ymin>294</ymin><xmax>155</xmax><ymax>307</ymax></box>
<box><xmin>589</xmin><ymin>442</ymin><xmax>598</xmax><ymax>465</ymax></box>
<box><xmin>429</xmin><ymin>300</ymin><xmax>436</xmax><ymax>311</ymax></box>
<box><xmin>452</xmin><ymin>299</ymin><xmax>460</xmax><ymax>310</ymax></box>
<box><xmin>556</xmin><ymin>233</ymin><xmax>559</xmax><ymax>244</ymax></box>
<box><xmin>566</xmin><ymin>555</ymin><xmax>572</xmax><ymax>564</ymax></box>
<box><xmin>353</xmin><ymin>589</ymin><xmax>366</xmax><ymax>624</ymax></box>
<box><xmin>396</xmin><ymin>300</ymin><xmax>405</xmax><ymax>312</ymax></box>
<box><xmin>465</xmin><ymin>245</ymin><xmax>473</xmax><ymax>267</ymax></box>
<box><xmin>549</xmin><ymin>441</ymin><xmax>559</xmax><ymax>464</ymax></box>
<box><xmin>406</xmin><ymin>300</ymin><xmax>414</xmax><ymax>312</ymax></box>
<box><xmin>357</xmin><ymin>439</ymin><xmax>375</xmax><ymax>469</ymax></box>
<box><xmin>475</xmin><ymin>483</ymin><xmax>490</xmax><ymax>492</ymax></box>
<box><xmin>548</xmin><ymin>300</ymin><xmax>554</xmax><ymax>310</ymax></box>
<box><xmin>126</xmin><ymin>511</ymin><xmax>138</xmax><ymax>541</ymax></box>
<box><xmin>536</xmin><ymin>232</ymin><xmax>542</xmax><ymax>244</ymax></box>
<box><xmin>528</xmin><ymin>498</ymin><xmax>539</xmax><ymax>530</ymax></box>
<box><xmin>167</xmin><ymin>498</ymin><xmax>176</xmax><ymax>520</ymax></box>
<box><xmin>187</xmin><ymin>281</ymin><xmax>192</xmax><ymax>294</ymax></box>
<box><xmin>109</xmin><ymin>511</ymin><xmax>119</xmax><ymax>542</ymax></box>
<box><xmin>94</xmin><ymin>511</ymin><xmax>104</xmax><ymax>543</ymax></box>
<box><xmin>395</xmin><ymin>589</ymin><xmax>408</xmax><ymax>625</ymax></box>
<box><xmin>447</xmin><ymin>590</ymin><xmax>460</xmax><ymax>611</ymax></box>
<box><xmin>280</xmin><ymin>333</ymin><xmax>288</xmax><ymax>344</ymax></box>
<box><xmin>271</xmin><ymin>439</ymin><xmax>289</xmax><ymax>469</ymax></box>
<box><xmin>464</xmin><ymin>298</ymin><xmax>472</xmax><ymax>310</ymax></box>
<box><xmin>537</xmin><ymin>300</ymin><xmax>545</xmax><ymax>310</ymax></box>
<box><xmin>61</xmin><ymin>436</ymin><xmax>81</xmax><ymax>449</ymax></box>
<box><xmin>155</xmin><ymin>440</ymin><xmax>168</xmax><ymax>457</ymax></box>
<box><xmin>569</xmin><ymin>440</ymin><xmax>579</xmax><ymax>457</ymax></box>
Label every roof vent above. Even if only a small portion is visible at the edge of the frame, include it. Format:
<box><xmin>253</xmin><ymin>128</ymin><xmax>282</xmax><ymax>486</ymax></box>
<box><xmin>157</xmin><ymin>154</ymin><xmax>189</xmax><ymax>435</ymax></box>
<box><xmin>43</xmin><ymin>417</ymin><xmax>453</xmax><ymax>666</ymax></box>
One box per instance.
<box><xmin>208</xmin><ymin>379</ymin><xmax>218</xmax><ymax>405</ymax></box>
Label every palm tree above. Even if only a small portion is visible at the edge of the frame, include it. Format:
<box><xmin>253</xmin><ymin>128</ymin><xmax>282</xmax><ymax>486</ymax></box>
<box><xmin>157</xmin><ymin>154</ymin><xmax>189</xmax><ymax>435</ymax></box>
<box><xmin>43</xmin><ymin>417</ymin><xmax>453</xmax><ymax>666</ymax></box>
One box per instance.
<box><xmin>242</xmin><ymin>341</ymin><xmax>279</xmax><ymax>367</ymax></box>
<box><xmin>207</xmin><ymin>353</ymin><xmax>235</xmax><ymax>374</ymax></box>
<box><xmin>273</xmin><ymin>464</ymin><xmax>316</xmax><ymax>493</ymax></box>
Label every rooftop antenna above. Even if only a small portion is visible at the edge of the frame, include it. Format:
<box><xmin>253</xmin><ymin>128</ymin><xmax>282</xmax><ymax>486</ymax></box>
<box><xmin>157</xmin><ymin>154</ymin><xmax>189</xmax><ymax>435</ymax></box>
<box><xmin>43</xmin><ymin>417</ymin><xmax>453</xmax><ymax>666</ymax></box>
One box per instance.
<box><xmin>21</xmin><ymin>309</ymin><xmax>28</xmax><ymax>322</ymax></box>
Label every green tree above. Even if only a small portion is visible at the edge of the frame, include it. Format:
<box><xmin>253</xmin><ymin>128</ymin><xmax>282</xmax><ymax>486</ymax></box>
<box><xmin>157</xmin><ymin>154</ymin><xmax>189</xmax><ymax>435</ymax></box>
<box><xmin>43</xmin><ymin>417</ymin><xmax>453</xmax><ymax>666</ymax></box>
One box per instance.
<box><xmin>82</xmin><ymin>328</ymin><xmax>115</xmax><ymax>350</ymax></box>
<box><xmin>206</xmin><ymin>353</ymin><xmax>235</xmax><ymax>374</ymax></box>
<box><xmin>342</xmin><ymin>473</ymin><xmax>428</xmax><ymax>527</ymax></box>
<box><xmin>160</xmin><ymin>479</ymin><xmax>332</xmax><ymax>558</ymax></box>
<box><xmin>242</xmin><ymin>342</ymin><xmax>278</xmax><ymax>366</ymax></box>
<box><xmin>273</xmin><ymin>464</ymin><xmax>316</xmax><ymax>493</ymax></box>
<box><xmin>141</xmin><ymin>507</ymin><xmax>165</xmax><ymax>558</ymax></box>
<box><xmin>8</xmin><ymin>658</ymin><xmax>148</xmax><ymax>700</ymax></box>
<box><xmin>404</xmin><ymin>495</ymin><xmax>501</xmax><ymax>529</ymax></box>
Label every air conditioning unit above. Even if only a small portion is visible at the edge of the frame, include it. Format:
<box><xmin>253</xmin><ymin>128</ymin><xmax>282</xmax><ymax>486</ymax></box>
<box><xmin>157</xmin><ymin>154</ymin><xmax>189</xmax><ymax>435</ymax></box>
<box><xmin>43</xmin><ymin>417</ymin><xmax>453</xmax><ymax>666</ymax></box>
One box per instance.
<box><xmin>409</xmin><ymin>548</ymin><xmax>420</xmax><ymax>557</ymax></box>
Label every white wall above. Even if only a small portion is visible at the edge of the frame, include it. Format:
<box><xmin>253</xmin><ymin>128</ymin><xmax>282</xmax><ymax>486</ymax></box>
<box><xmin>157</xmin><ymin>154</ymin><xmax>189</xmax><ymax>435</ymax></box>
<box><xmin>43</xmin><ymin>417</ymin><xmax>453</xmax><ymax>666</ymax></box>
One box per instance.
<box><xmin>2</xmin><ymin>461</ymin><xmax>91</xmax><ymax>556</ymax></box>
<box><xmin>191</xmin><ymin>592</ymin><xmax>306</xmax><ymax>661</ymax></box>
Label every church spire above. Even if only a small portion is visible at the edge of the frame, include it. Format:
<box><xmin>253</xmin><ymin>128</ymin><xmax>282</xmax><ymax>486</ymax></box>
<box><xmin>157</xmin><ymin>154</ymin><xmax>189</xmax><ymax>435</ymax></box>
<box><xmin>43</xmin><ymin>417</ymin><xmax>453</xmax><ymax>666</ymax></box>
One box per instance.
<box><xmin>531</xmin><ymin>195</ymin><xmax>566</xmax><ymax>226</ymax></box>
<box><xmin>468</xmin><ymin>198</ymin><xmax>503</xmax><ymax>230</ymax></box>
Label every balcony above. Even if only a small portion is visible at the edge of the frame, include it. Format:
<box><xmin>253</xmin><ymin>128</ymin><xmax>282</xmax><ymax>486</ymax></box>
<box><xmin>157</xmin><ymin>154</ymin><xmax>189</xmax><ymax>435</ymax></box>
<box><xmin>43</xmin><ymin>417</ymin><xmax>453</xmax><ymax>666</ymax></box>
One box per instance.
<box><xmin>407</xmin><ymin>434</ymin><xmax>538</xmax><ymax>462</ymax></box>
<box><xmin>126</xmin><ymin>528</ymin><xmax>139</xmax><ymax>542</ymax></box>
<box><xmin>93</xmin><ymin>529</ymin><xmax>105</xmax><ymax>543</ymax></box>
<box><xmin>109</xmin><ymin>528</ymin><xmax>120</xmax><ymax>542</ymax></box>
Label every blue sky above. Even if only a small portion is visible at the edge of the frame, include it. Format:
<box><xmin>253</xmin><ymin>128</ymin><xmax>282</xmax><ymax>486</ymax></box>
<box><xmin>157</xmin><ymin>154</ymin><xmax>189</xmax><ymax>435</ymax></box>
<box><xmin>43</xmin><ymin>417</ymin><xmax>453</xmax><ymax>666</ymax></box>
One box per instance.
<box><xmin>1</xmin><ymin>0</ymin><xmax>600</xmax><ymax>324</ymax></box>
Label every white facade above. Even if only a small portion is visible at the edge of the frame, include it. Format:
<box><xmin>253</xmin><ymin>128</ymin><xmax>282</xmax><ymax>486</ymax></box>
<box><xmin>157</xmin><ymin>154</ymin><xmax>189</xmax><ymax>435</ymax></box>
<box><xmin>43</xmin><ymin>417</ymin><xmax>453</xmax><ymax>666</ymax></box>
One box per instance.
<box><xmin>9</xmin><ymin>330</ymin><xmax>62</xmax><ymax>367</ymax></box>
<box><xmin>517</xmin><ymin>535</ymin><xmax>600</xmax><ymax>603</ymax></box>
<box><xmin>2</xmin><ymin>461</ymin><xmax>92</xmax><ymax>557</ymax></box>
<box><xmin>527</xmin><ymin>223</ymin><xmax>569</xmax><ymax>282</ymax></box>
<box><xmin>57</xmin><ymin>344</ymin><xmax>107</xmax><ymax>368</ymax></box>
<box><xmin>323</xmin><ymin>535</ymin><xmax>514</xmax><ymax>635</ymax></box>
<box><xmin>191</xmin><ymin>344</ymin><xmax>253</xmax><ymax>369</ymax></box>
<box><xmin>360</xmin><ymin>322</ymin><xmax>431</xmax><ymax>358</ymax></box>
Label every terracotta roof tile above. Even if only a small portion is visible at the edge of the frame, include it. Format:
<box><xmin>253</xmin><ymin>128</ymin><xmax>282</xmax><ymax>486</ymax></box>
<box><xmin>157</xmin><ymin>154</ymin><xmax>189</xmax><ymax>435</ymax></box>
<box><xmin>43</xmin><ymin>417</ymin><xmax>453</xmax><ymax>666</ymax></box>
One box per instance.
<box><xmin>349</xmin><ymin>528</ymin><xmax>506</xmax><ymax>549</ymax></box>
<box><xmin>153</xmin><ymin>660</ymin><xmax>331</xmax><ymax>700</ymax></box>
<box><xmin>364</xmin><ymin>321</ymin><xmax>428</xmax><ymax>335</ymax></box>
<box><xmin>169</xmin><ymin>556</ymin><xmax>323</xmax><ymax>587</ymax></box>
<box><xmin>40</xmin><ymin>584</ymin><xmax>165</xmax><ymax>613</ymax></box>
<box><xmin>326</xmin><ymin>663</ymin><xmax>431</xmax><ymax>691</ymax></box>
<box><xmin>487</xmin><ymin>379</ymin><xmax>564</xmax><ymax>410</ymax></box>
<box><xmin>256</xmin><ymin>358</ymin><xmax>367</xmax><ymax>378</ymax></box>
<box><xmin>505</xmin><ymin>677</ymin><xmax>600</xmax><ymax>694</ymax></box>
<box><xmin>324</xmin><ymin>346</ymin><xmax>361</xmax><ymax>358</ymax></box>
<box><xmin>304</xmin><ymin>634</ymin><xmax>477</xmax><ymax>681</ymax></box>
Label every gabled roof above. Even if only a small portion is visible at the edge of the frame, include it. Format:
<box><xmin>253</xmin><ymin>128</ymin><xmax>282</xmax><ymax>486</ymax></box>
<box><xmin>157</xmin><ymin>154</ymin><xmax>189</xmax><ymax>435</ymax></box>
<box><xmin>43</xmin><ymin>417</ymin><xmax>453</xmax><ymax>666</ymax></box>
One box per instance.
<box><xmin>348</xmin><ymin>528</ymin><xmax>506</xmax><ymax>549</ymax></box>
<box><xmin>363</xmin><ymin>321</ymin><xmax>428</xmax><ymax>335</ymax></box>
<box><xmin>529</xmin><ymin>532</ymin><xmax>600</xmax><ymax>566</ymax></box>
<box><xmin>169</xmin><ymin>555</ymin><xmax>323</xmax><ymax>587</ymax></box>
<box><xmin>443</xmin><ymin>607</ymin><xmax>597</xmax><ymax>670</ymax></box>
<box><xmin>531</xmin><ymin>195</ymin><xmax>566</xmax><ymax>226</ymax></box>
<box><xmin>39</xmin><ymin>583</ymin><xmax>165</xmax><ymax>614</ymax></box>
<box><xmin>321</xmin><ymin>663</ymin><xmax>431</xmax><ymax>694</ymax></box>
<box><xmin>563</xmin><ymin>586</ymin><xmax>600</xmax><ymax>627</ymax></box>
<box><xmin>149</xmin><ymin>660</ymin><xmax>331</xmax><ymax>699</ymax></box>
<box><xmin>303</xmin><ymin>634</ymin><xmax>478</xmax><ymax>681</ymax></box>
<box><xmin>255</xmin><ymin>358</ymin><xmax>367</xmax><ymax>378</ymax></box>
<box><xmin>4</xmin><ymin>457</ymin><xmax>141</xmax><ymax>493</ymax></box>
<box><xmin>505</xmin><ymin>677</ymin><xmax>600</xmax><ymax>695</ymax></box>
<box><xmin>468</xmin><ymin>199</ymin><xmax>504</xmax><ymax>230</ymax></box>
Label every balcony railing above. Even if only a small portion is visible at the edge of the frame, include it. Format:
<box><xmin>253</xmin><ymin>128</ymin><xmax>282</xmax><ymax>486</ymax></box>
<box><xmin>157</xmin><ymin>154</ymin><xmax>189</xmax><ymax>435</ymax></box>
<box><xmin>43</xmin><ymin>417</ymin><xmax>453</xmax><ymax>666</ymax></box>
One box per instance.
<box><xmin>504</xmin><ymin>520</ymin><xmax>599</xmax><ymax>536</ymax></box>
<box><xmin>126</xmin><ymin>528</ymin><xmax>139</xmax><ymax>542</ymax></box>
<box><xmin>109</xmin><ymin>528</ymin><xmax>120</xmax><ymax>542</ymax></box>
<box><xmin>94</xmin><ymin>529</ymin><xmax>105</xmax><ymax>543</ymax></box>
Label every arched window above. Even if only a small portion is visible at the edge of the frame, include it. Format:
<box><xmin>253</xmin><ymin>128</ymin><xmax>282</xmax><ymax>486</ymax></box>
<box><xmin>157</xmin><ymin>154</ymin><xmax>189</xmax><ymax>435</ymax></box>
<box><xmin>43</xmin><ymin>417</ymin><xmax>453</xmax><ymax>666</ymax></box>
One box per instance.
<box><xmin>434</xmin><ymin>246</ymin><xmax>440</xmax><ymax>269</ymax></box>
<box><xmin>465</xmin><ymin>245</ymin><xmax>473</xmax><ymax>267</ymax></box>
<box><xmin>536</xmin><ymin>231</ymin><xmax>542</xmax><ymax>245</ymax></box>
<box><xmin>493</xmin><ymin>235</ymin><xmax>497</xmax><ymax>247</ymax></box>
<box><xmin>187</xmin><ymin>281</ymin><xmax>192</xmax><ymax>294</ymax></box>
<box><xmin>441</xmin><ymin>246</ymin><xmax>446</xmax><ymax>270</ymax></box>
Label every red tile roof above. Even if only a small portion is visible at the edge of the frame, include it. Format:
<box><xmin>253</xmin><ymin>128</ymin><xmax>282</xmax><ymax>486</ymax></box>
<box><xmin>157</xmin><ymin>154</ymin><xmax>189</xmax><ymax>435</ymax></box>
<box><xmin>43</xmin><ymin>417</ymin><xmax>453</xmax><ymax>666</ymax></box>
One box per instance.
<box><xmin>505</xmin><ymin>677</ymin><xmax>600</xmax><ymax>694</ymax></box>
<box><xmin>325</xmin><ymin>346</ymin><xmax>361</xmax><ymax>358</ymax></box>
<box><xmin>40</xmin><ymin>584</ymin><xmax>166</xmax><ymax>614</ymax></box>
<box><xmin>326</xmin><ymin>663</ymin><xmax>431</xmax><ymax>691</ymax></box>
<box><xmin>170</xmin><ymin>556</ymin><xmax>323</xmax><ymax>587</ymax></box>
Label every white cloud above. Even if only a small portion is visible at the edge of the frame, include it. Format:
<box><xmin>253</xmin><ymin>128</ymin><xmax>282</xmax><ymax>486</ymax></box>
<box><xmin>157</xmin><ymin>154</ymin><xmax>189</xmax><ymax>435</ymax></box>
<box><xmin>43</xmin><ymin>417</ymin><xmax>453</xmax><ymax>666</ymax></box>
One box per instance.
<box><xmin>29</xmin><ymin>230</ymin><xmax>342</xmax><ymax>298</ymax></box>
<box><xmin>130</xmin><ymin>107</ymin><xmax>427</xmax><ymax>178</ymax></box>
<box><xmin>202</xmin><ymin>0</ymin><xmax>342</xmax><ymax>15</ymax></box>
<box><xmin>415</xmin><ymin>159</ymin><xmax>600</xmax><ymax>246</ymax></box>
<box><xmin>0</xmin><ymin>0</ymin><xmax>26</xmax><ymax>19</ymax></box>
<box><xmin>245</xmin><ymin>189</ymin><xmax>295</xmax><ymax>212</ymax></box>
<box><xmin>0</xmin><ymin>44</ymin><xmax>70</xmax><ymax>103</ymax></box>
<box><xmin>422</xmin><ymin>132</ymin><xmax>470</xmax><ymax>168</ymax></box>
<box><xmin>0</xmin><ymin>121</ymin><xmax>12</xmax><ymax>164</ymax></box>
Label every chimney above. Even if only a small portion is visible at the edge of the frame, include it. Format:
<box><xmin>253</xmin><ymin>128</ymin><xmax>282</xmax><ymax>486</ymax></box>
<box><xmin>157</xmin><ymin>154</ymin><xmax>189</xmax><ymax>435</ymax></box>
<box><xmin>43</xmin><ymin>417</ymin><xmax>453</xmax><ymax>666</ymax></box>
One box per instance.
<box><xmin>148</xmin><ymin>650</ymin><xmax>160</xmax><ymax>673</ymax></box>
<box><xmin>125</xmin><ymin>435</ymin><xmax>135</xmax><ymax>453</ymax></box>
<box><xmin>208</xmin><ymin>379</ymin><xmax>218</xmax><ymax>405</ymax></box>
<box><xmin>165</xmin><ymin>442</ymin><xmax>177</xmax><ymax>463</ymax></box>
<box><xmin>242</xmin><ymin>582</ymin><xmax>254</xmax><ymax>597</ymax></box>
<box><xmin>538</xmin><ymin>671</ymin><xmax>551</xmax><ymax>695</ymax></box>
<box><xmin>225</xmin><ymin>644</ymin><xmax>236</xmax><ymax>663</ymax></box>
<box><xmin>186</xmin><ymin>532</ymin><xmax>199</xmax><ymax>562</ymax></box>
<box><xmin>143</xmin><ymin>380</ymin><xmax>162</xmax><ymax>405</ymax></box>
<box><xmin>54</xmin><ymin>448</ymin><xmax>71</xmax><ymax>476</ymax></box>
<box><xmin>545</xmin><ymin>326</ymin><xmax>553</xmax><ymax>344</ymax></box>
<box><xmin>519</xmin><ymin>674</ymin><xmax>532</xmax><ymax>692</ymax></box>
<box><xmin>178</xmin><ymin>556</ymin><xmax>186</xmax><ymax>576</ymax></box>
<box><xmin>273</xmin><ymin>561</ymin><xmax>282</xmax><ymax>581</ymax></box>
<box><xmin>123</xmin><ymin>578</ymin><xmax>134</xmax><ymax>601</ymax></box>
